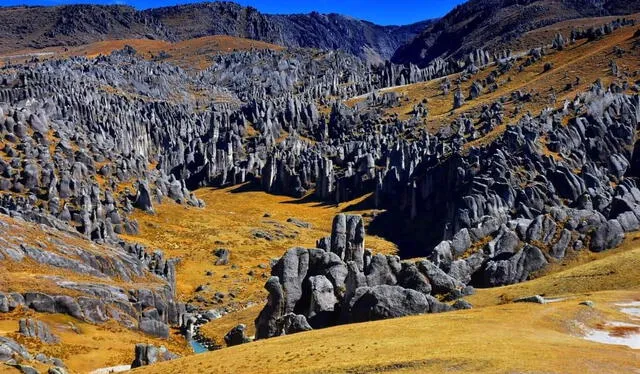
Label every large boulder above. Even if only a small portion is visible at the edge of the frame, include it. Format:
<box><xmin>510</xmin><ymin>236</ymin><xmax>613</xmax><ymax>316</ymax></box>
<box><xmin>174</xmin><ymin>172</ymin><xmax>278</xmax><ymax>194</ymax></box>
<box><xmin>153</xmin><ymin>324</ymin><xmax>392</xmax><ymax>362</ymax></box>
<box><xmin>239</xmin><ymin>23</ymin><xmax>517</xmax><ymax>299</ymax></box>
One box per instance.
<box><xmin>24</xmin><ymin>292</ymin><xmax>55</xmax><ymax>313</ymax></box>
<box><xmin>396</xmin><ymin>263</ymin><xmax>432</xmax><ymax>294</ymax></box>
<box><xmin>134</xmin><ymin>180</ymin><xmax>154</xmax><ymax>213</ymax></box>
<box><xmin>305</xmin><ymin>275</ymin><xmax>338</xmax><ymax>328</ymax></box>
<box><xmin>590</xmin><ymin>219</ymin><xmax>624</xmax><ymax>252</ymax></box>
<box><xmin>53</xmin><ymin>296</ymin><xmax>83</xmax><ymax>320</ymax></box>
<box><xmin>365</xmin><ymin>254</ymin><xmax>398</xmax><ymax>286</ymax></box>
<box><xmin>0</xmin><ymin>336</ymin><xmax>31</xmax><ymax>362</ymax></box>
<box><xmin>330</xmin><ymin>214</ymin><xmax>365</xmax><ymax>270</ymax></box>
<box><xmin>416</xmin><ymin>260</ymin><xmax>464</xmax><ymax>295</ymax></box>
<box><xmin>139</xmin><ymin>318</ymin><xmax>169</xmax><ymax>338</ymax></box>
<box><xmin>430</xmin><ymin>241</ymin><xmax>453</xmax><ymax>270</ymax></box>
<box><xmin>344</xmin><ymin>215</ymin><xmax>365</xmax><ymax>270</ymax></box>
<box><xmin>451</xmin><ymin>228</ymin><xmax>471</xmax><ymax>256</ymax></box>
<box><xmin>550</xmin><ymin>229</ymin><xmax>571</xmax><ymax>259</ymax></box>
<box><xmin>224</xmin><ymin>324</ymin><xmax>251</xmax><ymax>347</ymax></box>
<box><xmin>271</xmin><ymin>247</ymin><xmax>309</xmax><ymax>313</ymax></box>
<box><xmin>281</xmin><ymin>313</ymin><xmax>313</xmax><ymax>335</ymax></box>
<box><xmin>349</xmin><ymin>285</ymin><xmax>430</xmax><ymax>322</ymax></box>
<box><xmin>330</xmin><ymin>214</ymin><xmax>347</xmax><ymax>259</ymax></box>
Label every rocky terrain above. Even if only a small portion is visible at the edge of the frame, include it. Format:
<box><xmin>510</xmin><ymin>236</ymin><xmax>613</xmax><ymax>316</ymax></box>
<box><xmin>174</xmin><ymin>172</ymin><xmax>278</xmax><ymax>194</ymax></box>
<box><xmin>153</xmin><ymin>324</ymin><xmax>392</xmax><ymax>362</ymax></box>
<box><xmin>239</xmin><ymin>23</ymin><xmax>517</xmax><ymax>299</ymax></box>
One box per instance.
<box><xmin>0</xmin><ymin>1</ymin><xmax>639</xmax><ymax>373</ymax></box>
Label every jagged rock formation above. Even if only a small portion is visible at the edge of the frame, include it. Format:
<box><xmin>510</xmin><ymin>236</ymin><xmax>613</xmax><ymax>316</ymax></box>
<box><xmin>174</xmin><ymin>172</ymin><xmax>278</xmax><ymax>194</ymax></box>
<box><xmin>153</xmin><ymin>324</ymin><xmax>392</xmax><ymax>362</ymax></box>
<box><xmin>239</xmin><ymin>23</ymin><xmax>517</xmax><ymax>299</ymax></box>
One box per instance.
<box><xmin>0</xmin><ymin>43</ymin><xmax>463</xmax><ymax>242</ymax></box>
<box><xmin>0</xmin><ymin>213</ymin><xmax>185</xmax><ymax>338</ymax></box>
<box><xmin>0</xmin><ymin>336</ymin><xmax>31</xmax><ymax>362</ymax></box>
<box><xmin>255</xmin><ymin>86</ymin><xmax>640</xmax><ymax>338</ymax></box>
<box><xmin>376</xmin><ymin>89</ymin><xmax>640</xmax><ymax>273</ymax></box>
<box><xmin>0</xmin><ymin>335</ymin><xmax>67</xmax><ymax>372</ymax></box>
<box><xmin>254</xmin><ymin>214</ymin><xmax>462</xmax><ymax>339</ymax></box>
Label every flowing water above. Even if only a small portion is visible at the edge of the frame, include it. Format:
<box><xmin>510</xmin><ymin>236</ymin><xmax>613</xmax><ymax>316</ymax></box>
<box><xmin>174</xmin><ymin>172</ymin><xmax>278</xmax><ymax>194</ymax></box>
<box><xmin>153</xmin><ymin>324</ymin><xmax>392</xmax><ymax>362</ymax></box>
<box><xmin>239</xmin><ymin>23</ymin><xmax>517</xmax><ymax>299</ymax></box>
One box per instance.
<box><xmin>189</xmin><ymin>339</ymin><xmax>209</xmax><ymax>354</ymax></box>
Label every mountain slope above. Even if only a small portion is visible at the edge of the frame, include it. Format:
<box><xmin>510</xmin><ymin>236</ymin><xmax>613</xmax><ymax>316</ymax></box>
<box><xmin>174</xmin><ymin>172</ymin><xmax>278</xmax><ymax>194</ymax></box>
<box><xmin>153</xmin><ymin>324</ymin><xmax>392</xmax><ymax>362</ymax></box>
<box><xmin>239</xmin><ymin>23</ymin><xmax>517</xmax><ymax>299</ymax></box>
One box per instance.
<box><xmin>145</xmin><ymin>2</ymin><xmax>433</xmax><ymax>62</ymax></box>
<box><xmin>0</xmin><ymin>2</ymin><xmax>433</xmax><ymax>62</ymax></box>
<box><xmin>392</xmin><ymin>0</ymin><xmax>640</xmax><ymax>67</ymax></box>
<box><xmin>0</xmin><ymin>5</ymin><xmax>171</xmax><ymax>53</ymax></box>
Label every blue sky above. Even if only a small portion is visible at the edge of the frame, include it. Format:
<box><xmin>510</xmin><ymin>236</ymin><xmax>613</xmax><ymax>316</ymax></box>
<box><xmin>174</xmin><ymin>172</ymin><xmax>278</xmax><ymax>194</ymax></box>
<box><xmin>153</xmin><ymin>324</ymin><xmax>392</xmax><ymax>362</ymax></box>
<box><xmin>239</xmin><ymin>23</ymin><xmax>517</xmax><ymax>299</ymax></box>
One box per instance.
<box><xmin>0</xmin><ymin>0</ymin><xmax>466</xmax><ymax>25</ymax></box>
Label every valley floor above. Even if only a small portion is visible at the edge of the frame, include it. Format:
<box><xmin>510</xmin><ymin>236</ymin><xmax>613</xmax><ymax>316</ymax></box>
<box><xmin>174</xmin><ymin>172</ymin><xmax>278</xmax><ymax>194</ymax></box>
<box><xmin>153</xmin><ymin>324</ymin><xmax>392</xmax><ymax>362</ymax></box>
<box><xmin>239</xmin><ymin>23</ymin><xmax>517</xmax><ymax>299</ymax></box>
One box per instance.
<box><xmin>123</xmin><ymin>185</ymin><xmax>396</xmax><ymax>316</ymax></box>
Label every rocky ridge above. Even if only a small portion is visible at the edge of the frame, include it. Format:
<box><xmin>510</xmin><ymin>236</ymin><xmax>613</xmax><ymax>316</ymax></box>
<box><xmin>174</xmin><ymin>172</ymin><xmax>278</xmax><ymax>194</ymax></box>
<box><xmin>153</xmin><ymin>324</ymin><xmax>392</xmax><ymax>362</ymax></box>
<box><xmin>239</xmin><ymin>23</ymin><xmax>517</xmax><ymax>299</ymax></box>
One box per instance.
<box><xmin>392</xmin><ymin>0</ymin><xmax>640</xmax><ymax>67</ymax></box>
<box><xmin>0</xmin><ymin>2</ymin><xmax>434</xmax><ymax>62</ymax></box>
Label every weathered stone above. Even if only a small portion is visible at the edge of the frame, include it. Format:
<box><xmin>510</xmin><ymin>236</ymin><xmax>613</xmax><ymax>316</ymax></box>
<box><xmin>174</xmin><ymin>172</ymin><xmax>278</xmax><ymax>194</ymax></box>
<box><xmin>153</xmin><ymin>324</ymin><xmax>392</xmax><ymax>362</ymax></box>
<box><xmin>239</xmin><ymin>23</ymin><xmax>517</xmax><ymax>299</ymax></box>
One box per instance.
<box><xmin>131</xmin><ymin>343</ymin><xmax>178</xmax><ymax>368</ymax></box>
<box><xmin>305</xmin><ymin>275</ymin><xmax>338</xmax><ymax>327</ymax></box>
<box><xmin>255</xmin><ymin>276</ymin><xmax>285</xmax><ymax>340</ymax></box>
<box><xmin>224</xmin><ymin>324</ymin><xmax>251</xmax><ymax>346</ymax></box>
<box><xmin>417</xmin><ymin>260</ymin><xmax>464</xmax><ymax>295</ymax></box>
<box><xmin>139</xmin><ymin>318</ymin><xmax>169</xmax><ymax>338</ymax></box>
<box><xmin>349</xmin><ymin>285</ymin><xmax>430</xmax><ymax>322</ymax></box>
<box><xmin>19</xmin><ymin>318</ymin><xmax>58</xmax><ymax>343</ymax></box>
<box><xmin>281</xmin><ymin>313</ymin><xmax>313</xmax><ymax>335</ymax></box>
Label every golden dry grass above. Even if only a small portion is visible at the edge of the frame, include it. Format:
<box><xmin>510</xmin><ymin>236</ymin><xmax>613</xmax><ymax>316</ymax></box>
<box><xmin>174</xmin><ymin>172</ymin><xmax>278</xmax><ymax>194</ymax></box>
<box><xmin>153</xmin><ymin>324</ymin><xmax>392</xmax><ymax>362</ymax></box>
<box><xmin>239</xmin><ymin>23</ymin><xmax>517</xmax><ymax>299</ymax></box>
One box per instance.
<box><xmin>0</xmin><ymin>310</ymin><xmax>189</xmax><ymax>374</ymax></box>
<box><xmin>198</xmin><ymin>304</ymin><xmax>262</xmax><ymax>346</ymax></box>
<box><xmin>0</xmin><ymin>35</ymin><xmax>283</xmax><ymax>71</ymax></box>
<box><xmin>135</xmin><ymin>290</ymin><xmax>640</xmax><ymax>374</ymax></box>
<box><xmin>133</xmin><ymin>237</ymin><xmax>640</xmax><ymax>374</ymax></box>
<box><xmin>123</xmin><ymin>185</ymin><xmax>396</xmax><ymax>310</ymax></box>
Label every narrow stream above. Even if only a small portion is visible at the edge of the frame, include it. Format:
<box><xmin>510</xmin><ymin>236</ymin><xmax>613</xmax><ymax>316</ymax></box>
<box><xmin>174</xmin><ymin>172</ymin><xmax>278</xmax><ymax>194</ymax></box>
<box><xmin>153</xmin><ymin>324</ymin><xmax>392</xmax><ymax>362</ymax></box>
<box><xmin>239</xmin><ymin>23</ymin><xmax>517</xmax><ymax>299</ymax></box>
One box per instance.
<box><xmin>188</xmin><ymin>339</ymin><xmax>209</xmax><ymax>354</ymax></box>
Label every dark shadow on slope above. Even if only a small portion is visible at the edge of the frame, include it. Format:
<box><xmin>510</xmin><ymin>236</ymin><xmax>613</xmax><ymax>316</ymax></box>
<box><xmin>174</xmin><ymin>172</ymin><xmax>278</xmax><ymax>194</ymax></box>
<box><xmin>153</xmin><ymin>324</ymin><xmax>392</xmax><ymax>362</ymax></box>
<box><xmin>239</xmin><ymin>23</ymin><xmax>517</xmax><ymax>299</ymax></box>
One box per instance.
<box><xmin>228</xmin><ymin>181</ymin><xmax>265</xmax><ymax>193</ymax></box>
<box><xmin>367</xmin><ymin>209</ymin><xmax>447</xmax><ymax>260</ymax></box>
<box><xmin>340</xmin><ymin>194</ymin><xmax>376</xmax><ymax>212</ymax></box>
<box><xmin>280</xmin><ymin>192</ymin><xmax>336</xmax><ymax>208</ymax></box>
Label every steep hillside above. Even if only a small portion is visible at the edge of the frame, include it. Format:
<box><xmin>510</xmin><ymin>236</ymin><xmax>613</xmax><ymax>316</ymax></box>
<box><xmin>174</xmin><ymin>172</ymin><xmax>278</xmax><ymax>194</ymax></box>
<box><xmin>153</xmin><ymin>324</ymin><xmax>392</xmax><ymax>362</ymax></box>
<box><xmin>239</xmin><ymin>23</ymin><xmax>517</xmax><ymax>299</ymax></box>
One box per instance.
<box><xmin>0</xmin><ymin>5</ymin><xmax>171</xmax><ymax>53</ymax></box>
<box><xmin>145</xmin><ymin>2</ymin><xmax>433</xmax><ymax>62</ymax></box>
<box><xmin>0</xmin><ymin>214</ymin><xmax>189</xmax><ymax>373</ymax></box>
<box><xmin>0</xmin><ymin>2</ymin><xmax>433</xmax><ymax>62</ymax></box>
<box><xmin>392</xmin><ymin>0</ymin><xmax>640</xmax><ymax>67</ymax></box>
